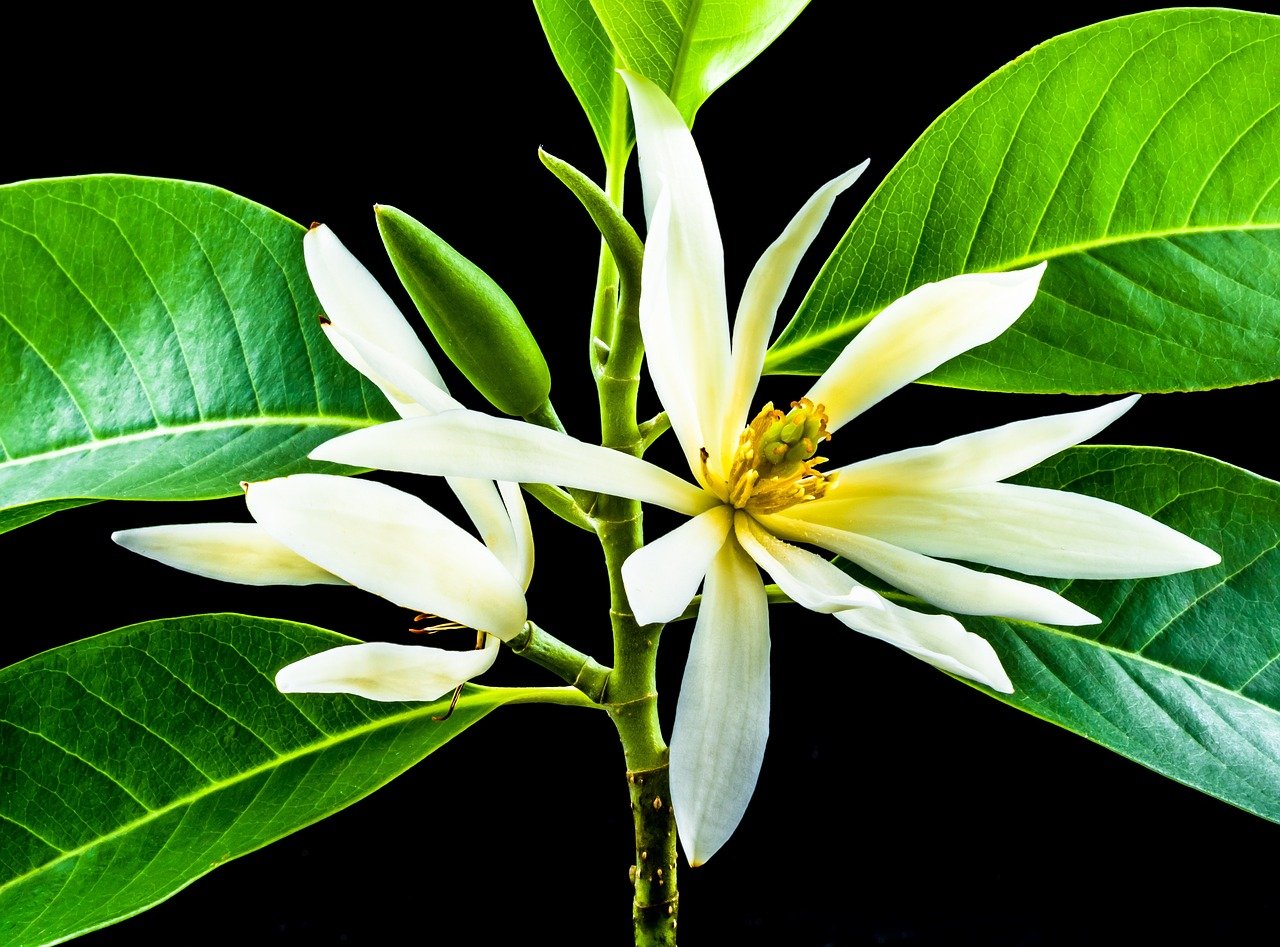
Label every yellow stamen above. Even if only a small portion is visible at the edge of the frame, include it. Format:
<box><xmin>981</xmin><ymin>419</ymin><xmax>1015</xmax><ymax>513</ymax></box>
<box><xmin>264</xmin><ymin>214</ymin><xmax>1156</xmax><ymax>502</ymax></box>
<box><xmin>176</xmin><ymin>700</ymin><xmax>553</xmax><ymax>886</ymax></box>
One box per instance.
<box><xmin>726</xmin><ymin>398</ymin><xmax>837</xmax><ymax>514</ymax></box>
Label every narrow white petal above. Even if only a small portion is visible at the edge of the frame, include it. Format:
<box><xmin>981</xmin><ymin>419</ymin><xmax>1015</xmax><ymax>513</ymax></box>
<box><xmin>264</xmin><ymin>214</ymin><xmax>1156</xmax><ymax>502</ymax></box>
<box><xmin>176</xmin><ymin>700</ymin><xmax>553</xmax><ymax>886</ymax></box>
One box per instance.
<box><xmin>732</xmin><ymin>514</ymin><xmax>883</xmax><ymax>613</ymax></box>
<box><xmin>721</xmin><ymin>160</ymin><xmax>869</xmax><ymax>464</ymax></box>
<box><xmin>621</xmin><ymin>505</ymin><xmax>733</xmax><ymax>625</ymax></box>
<box><xmin>321</xmin><ymin>321</ymin><xmax>458</xmax><ymax>417</ymax></box>
<box><xmin>304</xmin><ymin>223</ymin><xmax>449</xmax><ymax>393</ymax></box>
<box><xmin>312</xmin><ymin>411</ymin><xmax>718</xmax><ymax>518</ymax></box>
<box><xmin>445</xmin><ymin>476</ymin><xmax>521</xmax><ymax>584</ymax></box>
<box><xmin>112</xmin><ymin>523</ymin><xmax>346</xmax><ymax>587</ymax></box>
<box><xmin>670</xmin><ymin>538</ymin><xmax>770</xmax><ymax>867</ymax></box>
<box><xmin>246</xmin><ymin>474</ymin><xmax>527</xmax><ymax>640</ymax></box>
<box><xmin>762</xmin><ymin>514</ymin><xmax>1098</xmax><ymax>626</ymax></box>
<box><xmin>497</xmin><ymin>480</ymin><xmax>535</xmax><ymax>591</ymax></box>
<box><xmin>797</xmin><ymin>483</ymin><xmax>1221</xmax><ymax>579</ymax></box>
<box><xmin>275</xmin><ymin>636</ymin><xmax>499</xmax><ymax>702</ymax></box>
<box><xmin>832</xmin><ymin>396</ymin><xmax>1139</xmax><ymax>494</ymax></box>
<box><xmin>806</xmin><ymin>264</ymin><xmax>1047</xmax><ymax>433</ymax></box>
<box><xmin>640</xmin><ymin>187</ymin><xmax>713</xmax><ymax>482</ymax></box>
<box><xmin>836</xmin><ymin>601</ymin><xmax>1013</xmax><ymax>693</ymax></box>
<box><xmin>623</xmin><ymin>71</ymin><xmax>732</xmax><ymax>480</ymax></box>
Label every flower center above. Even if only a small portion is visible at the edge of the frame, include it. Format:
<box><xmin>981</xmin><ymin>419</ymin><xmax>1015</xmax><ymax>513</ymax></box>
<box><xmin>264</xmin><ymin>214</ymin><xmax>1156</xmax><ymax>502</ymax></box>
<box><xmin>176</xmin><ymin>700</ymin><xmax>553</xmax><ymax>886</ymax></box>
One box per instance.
<box><xmin>725</xmin><ymin>398</ymin><xmax>836</xmax><ymax>514</ymax></box>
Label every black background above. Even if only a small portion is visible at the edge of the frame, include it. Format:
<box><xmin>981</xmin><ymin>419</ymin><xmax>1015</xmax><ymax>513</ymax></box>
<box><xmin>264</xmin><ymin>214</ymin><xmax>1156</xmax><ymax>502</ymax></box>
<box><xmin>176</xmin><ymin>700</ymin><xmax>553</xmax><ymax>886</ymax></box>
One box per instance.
<box><xmin>3</xmin><ymin>4</ymin><xmax>1277</xmax><ymax>945</ymax></box>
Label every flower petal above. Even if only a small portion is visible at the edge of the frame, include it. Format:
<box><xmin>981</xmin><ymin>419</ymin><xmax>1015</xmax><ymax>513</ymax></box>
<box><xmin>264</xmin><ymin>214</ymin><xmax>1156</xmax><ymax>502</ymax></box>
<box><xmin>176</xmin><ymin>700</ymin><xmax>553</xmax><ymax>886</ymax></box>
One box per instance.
<box><xmin>830</xmin><ymin>396</ymin><xmax>1139</xmax><ymax>494</ymax></box>
<box><xmin>304</xmin><ymin>223</ymin><xmax>449</xmax><ymax>393</ymax></box>
<box><xmin>246</xmin><ymin>474</ymin><xmax>528</xmax><ymax>640</ymax></box>
<box><xmin>312</xmin><ymin>410</ymin><xmax>718</xmax><ymax>517</ymax></box>
<box><xmin>720</xmin><ymin>160</ymin><xmax>869</xmax><ymax>464</ymax></box>
<box><xmin>806</xmin><ymin>264</ymin><xmax>1046</xmax><ymax>433</ymax></box>
<box><xmin>320</xmin><ymin>320</ymin><xmax>458</xmax><ymax>417</ymax></box>
<box><xmin>621</xmin><ymin>505</ymin><xmax>733</xmax><ymax>625</ymax></box>
<box><xmin>112</xmin><ymin>523</ymin><xmax>347</xmax><ymax>586</ymax></box>
<box><xmin>793</xmin><ymin>482</ymin><xmax>1221</xmax><ymax>579</ymax></box>
<box><xmin>670</xmin><ymin>537</ymin><xmax>770</xmax><ymax>867</ymax></box>
<box><xmin>762</xmin><ymin>514</ymin><xmax>1098</xmax><ymax>626</ymax></box>
<box><xmin>639</xmin><ymin>187</ymin><xmax>713</xmax><ymax>483</ymax></box>
<box><xmin>623</xmin><ymin>71</ymin><xmax>732</xmax><ymax>480</ymax></box>
<box><xmin>275</xmin><ymin>636</ymin><xmax>499</xmax><ymax>702</ymax></box>
<box><xmin>497</xmin><ymin>480</ymin><xmax>535</xmax><ymax>591</ymax></box>
<box><xmin>732</xmin><ymin>513</ymin><xmax>883</xmax><ymax>613</ymax></box>
<box><xmin>836</xmin><ymin>601</ymin><xmax>1013</xmax><ymax>693</ymax></box>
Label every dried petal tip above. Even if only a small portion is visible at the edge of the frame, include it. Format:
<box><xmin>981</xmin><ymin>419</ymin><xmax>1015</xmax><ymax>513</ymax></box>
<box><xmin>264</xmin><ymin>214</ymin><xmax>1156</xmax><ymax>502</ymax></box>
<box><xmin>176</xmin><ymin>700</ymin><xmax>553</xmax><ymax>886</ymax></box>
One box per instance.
<box><xmin>309</xmin><ymin>221</ymin><xmax>322</xmax><ymax>231</ymax></box>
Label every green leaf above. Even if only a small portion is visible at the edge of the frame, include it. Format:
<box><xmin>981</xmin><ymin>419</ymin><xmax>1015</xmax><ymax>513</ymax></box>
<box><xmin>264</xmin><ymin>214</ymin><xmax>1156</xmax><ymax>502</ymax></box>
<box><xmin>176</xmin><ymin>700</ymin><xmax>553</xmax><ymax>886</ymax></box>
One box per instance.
<box><xmin>768</xmin><ymin>10</ymin><xmax>1280</xmax><ymax>393</ymax></box>
<box><xmin>903</xmin><ymin>447</ymin><xmax>1280</xmax><ymax>825</ymax></box>
<box><xmin>0</xmin><ymin>614</ymin><xmax>589</xmax><ymax>944</ymax></box>
<box><xmin>534</xmin><ymin>0</ymin><xmax>808</xmax><ymax>162</ymax></box>
<box><xmin>0</xmin><ymin>499</ymin><xmax>95</xmax><ymax>536</ymax></box>
<box><xmin>534</xmin><ymin>0</ymin><xmax>630</xmax><ymax>160</ymax></box>
<box><xmin>592</xmin><ymin>0</ymin><xmax>810</xmax><ymax>126</ymax></box>
<box><xmin>0</xmin><ymin>175</ymin><xmax>393</xmax><ymax>530</ymax></box>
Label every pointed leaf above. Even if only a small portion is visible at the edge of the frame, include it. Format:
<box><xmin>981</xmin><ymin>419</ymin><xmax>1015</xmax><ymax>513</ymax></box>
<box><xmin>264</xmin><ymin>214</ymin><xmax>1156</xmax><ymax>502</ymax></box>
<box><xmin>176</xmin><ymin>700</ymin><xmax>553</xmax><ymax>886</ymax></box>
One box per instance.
<box><xmin>0</xmin><ymin>175</ymin><xmax>393</xmax><ymax>531</ymax></box>
<box><xmin>768</xmin><ymin>10</ymin><xmax>1280</xmax><ymax>394</ymax></box>
<box><xmin>592</xmin><ymin>0</ymin><xmax>810</xmax><ymax>126</ymax></box>
<box><xmin>0</xmin><ymin>614</ymin><xmax>586</xmax><ymax>943</ymax></box>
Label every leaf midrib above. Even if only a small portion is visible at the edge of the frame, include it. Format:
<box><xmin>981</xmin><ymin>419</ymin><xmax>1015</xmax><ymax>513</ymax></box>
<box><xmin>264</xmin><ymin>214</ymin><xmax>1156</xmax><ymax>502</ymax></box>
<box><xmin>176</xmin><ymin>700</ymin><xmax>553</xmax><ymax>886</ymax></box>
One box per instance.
<box><xmin>0</xmin><ymin>415</ymin><xmax>380</xmax><ymax>472</ymax></box>
<box><xmin>765</xmin><ymin>220</ymin><xmax>1280</xmax><ymax>369</ymax></box>
<box><xmin>0</xmin><ymin>687</ymin><xmax>527</xmax><ymax>899</ymax></box>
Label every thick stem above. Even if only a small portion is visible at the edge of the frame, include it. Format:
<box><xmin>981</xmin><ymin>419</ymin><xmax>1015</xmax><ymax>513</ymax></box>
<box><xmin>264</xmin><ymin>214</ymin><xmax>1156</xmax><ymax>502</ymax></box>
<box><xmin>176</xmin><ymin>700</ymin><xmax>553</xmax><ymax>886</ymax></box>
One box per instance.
<box><xmin>592</xmin><ymin>86</ymin><xmax>679</xmax><ymax>943</ymax></box>
<box><xmin>508</xmin><ymin>620</ymin><xmax>611</xmax><ymax>701</ymax></box>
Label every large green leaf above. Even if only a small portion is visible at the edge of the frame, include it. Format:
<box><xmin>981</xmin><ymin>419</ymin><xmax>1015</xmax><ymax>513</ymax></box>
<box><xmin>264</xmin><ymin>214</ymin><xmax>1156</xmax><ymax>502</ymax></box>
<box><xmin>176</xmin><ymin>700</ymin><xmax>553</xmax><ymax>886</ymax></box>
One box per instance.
<box><xmin>534</xmin><ymin>0</ymin><xmax>808</xmax><ymax>161</ymax></box>
<box><xmin>0</xmin><ymin>614</ymin><xmax>590</xmax><ymax>945</ymax></box>
<box><xmin>872</xmin><ymin>447</ymin><xmax>1280</xmax><ymax>824</ymax></box>
<box><xmin>0</xmin><ymin>176</ymin><xmax>393</xmax><ymax>532</ymax></box>
<box><xmin>768</xmin><ymin>10</ymin><xmax>1280</xmax><ymax>393</ymax></box>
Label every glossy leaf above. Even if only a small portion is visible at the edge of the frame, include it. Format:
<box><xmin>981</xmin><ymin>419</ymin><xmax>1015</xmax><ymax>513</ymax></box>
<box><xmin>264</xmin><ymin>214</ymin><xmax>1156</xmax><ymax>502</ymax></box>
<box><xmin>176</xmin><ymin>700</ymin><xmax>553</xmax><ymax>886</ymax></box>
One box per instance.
<box><xmin>768</xmin><ymin>10</ymin><xmax>1280</xmax><ymax>393</ymax></box>
<box><xmin>533</xmin><ymin>0</ymin><xmax>629</xmax><ymax>159</ymax></box>
<box><xmin>0</xmin><ymin>175</ymin><xmax>393</xmax><ymax>530</ymax></box>
<box><xmin>534</xmin><ymin>0</ymin><xmax>809</xmax><ymax>161</ymax></box>
<box><xmin>846</xmin><ymin>447</ymin><xmax>1280</xmax><ymax>825</ymax></box>
<box><xmin>0</xmin><ymin>614</ymin><xmax>588</xmax><ymax>944</ymax></box>
<box><xmin>592</xmin><ymin>0</ymin><xmax>809</xmax><ymax>126</ymax></box>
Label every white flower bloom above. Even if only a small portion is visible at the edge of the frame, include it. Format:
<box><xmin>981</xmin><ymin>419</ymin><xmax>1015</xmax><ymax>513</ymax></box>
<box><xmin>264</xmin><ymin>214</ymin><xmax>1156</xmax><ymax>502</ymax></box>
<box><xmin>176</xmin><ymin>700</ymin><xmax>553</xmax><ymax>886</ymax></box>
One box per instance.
<box><xmin>115</xmin><ymin>473</ymin><xmax>530</xmax><ymax>701</ymax></box>
<box><xmin>115</xmin><ymin>231</ymin><xmax>538</xmax><ymax>701</ymax></box>
<box><xmin>310</xmin><ymin>74</ymin><xmax>1219</xmax><ymax>863</ymax></box>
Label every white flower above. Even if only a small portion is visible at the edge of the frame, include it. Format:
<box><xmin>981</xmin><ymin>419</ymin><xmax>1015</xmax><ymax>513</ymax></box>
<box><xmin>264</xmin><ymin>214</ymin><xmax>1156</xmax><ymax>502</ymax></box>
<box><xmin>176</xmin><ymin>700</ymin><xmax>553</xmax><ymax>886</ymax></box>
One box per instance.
<box><xmin>309</xmin><ymin>74</ymin><xmax>1220</xmax><ymax>863</ymax></box>
<box><xmin>114</xmin><ymin>229</ymin><xmax>536</xmax><ymax>701</ymax></box>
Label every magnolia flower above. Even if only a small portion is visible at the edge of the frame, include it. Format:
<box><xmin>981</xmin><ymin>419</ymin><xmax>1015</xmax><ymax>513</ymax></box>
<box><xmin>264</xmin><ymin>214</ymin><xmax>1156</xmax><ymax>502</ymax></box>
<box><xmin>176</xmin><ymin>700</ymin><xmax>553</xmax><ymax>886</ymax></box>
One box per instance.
<box><xmin>115</xmin><ymin>227</ymin><xmax>535</xmax><ymax>701</ymax></box>
<box><xmin>309</xmin><ymin>74</ymin><xmax>1219</xmax><ymax>863</ymax></box>
<box><xmin>114</xmin><ymin>473</ymin><xmax>531</xmax><ymax>700</ymax></box>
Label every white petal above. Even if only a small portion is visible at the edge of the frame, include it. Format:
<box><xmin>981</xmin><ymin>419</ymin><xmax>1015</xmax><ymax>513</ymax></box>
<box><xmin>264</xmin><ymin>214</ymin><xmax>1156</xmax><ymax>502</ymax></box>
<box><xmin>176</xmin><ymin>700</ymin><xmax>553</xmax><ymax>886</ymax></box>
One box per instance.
<box><xmin>762</xmin><ymin>514</ymin><xmax>1098</xmax><ymax>626</ymax></box>
<box><xmin>831</xmin><ymin>396</ymin><xmax>1139</xmax><ymax>494</ymax></box>
<box><xmin>720</xmin><ymin>160</ymin><xmax>869</xmax><ymax>465</ymax></box>
<box><xmin>670</xmin><ymin>538</ymin><xmax>770</xmax><ymax>867</ymax></box>
<box><xmin>623</xmin><ymin>71</ymin><xmax>732</xmax><ymax>481</ymax></box>
<box><xmin>304</xmin><ymin>223</ymin><xmax>449</xmax><ymax>393</ymax></box>
<box><xmin>640</xmin><ymin>187</ymin><xmax>716</xmax><ymax>483</ymax></box>
<box><xmin>798</xmin><ymin>483</ymin><xmax>1221</xmax><ymax>579</ymax></box>
<box><xmin>732</xmin><ymin>513</ymin><xmax>883</xmax><ymax>613</ymax></box>
<box><xmin>497</xmin><ymin>480</ymin><xmax>535</xmax><ymax>591</ymax></box>
<box><xmin>112</xmin><ymin>523</ymin><xmax>346</xmax><ymax>587</ymax></box>
<box><xmin>621</xmin><ymin>505</ymin><xmax>733</xmax><ymax>625</ymax></box>
<box><xmin>312</xmin><ymin>411</ymin><xmax>718</xmax><ymax>518</ymax></box>
<box><xmin>275</xmin><ymin>636</ymin><xmax>499</xmax><ymax>702</ymax></box>
<box><xmin>320</xmin><ymin>321</ymin><xmax>458</xmax><ymax>417</ymax></box>
<box><xmin>836</xmin><ymin>601</ymin><xmax>1013</xmax><ymax>693</ymax></box>
<box><xmin>806</xmin><ymin>264</ymin><xmax>1046</xmax><ymax>433</ymax></box>
<box><xmin>246</xmin><ymin>474</ymin><xmax>528</xmax><ymax>640</ymax></box>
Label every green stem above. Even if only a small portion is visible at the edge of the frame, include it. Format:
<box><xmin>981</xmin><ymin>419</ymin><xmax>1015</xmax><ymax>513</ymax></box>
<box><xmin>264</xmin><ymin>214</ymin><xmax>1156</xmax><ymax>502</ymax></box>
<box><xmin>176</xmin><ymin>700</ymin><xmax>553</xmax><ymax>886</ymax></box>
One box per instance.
<box><xmin>588</xmin><ymin>72</ymin><xmax>677</xmax><ymax>944</ymax></box>
<box><xmin>508</xmin><ymin>621</ymin><xmax>611</xmax><ymax>701</ymax></box>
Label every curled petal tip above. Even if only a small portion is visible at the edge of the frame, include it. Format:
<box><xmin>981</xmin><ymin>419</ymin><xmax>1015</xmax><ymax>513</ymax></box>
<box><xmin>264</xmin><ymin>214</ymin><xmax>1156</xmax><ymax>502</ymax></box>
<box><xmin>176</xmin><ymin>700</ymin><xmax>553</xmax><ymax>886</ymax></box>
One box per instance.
<box><xmin>308</xmin><ymin>221</ymin><xmax>323</xmax><ymax>231</ymax></box>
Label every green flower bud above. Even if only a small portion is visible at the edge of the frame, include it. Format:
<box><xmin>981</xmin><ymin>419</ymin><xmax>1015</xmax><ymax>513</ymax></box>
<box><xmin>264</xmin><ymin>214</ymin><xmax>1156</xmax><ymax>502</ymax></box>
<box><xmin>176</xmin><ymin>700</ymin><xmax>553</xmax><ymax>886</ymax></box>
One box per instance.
<box><xmin>376</xmin><ymin>204</ymin><xmax>551</xmax><ymax>417</ymax></box>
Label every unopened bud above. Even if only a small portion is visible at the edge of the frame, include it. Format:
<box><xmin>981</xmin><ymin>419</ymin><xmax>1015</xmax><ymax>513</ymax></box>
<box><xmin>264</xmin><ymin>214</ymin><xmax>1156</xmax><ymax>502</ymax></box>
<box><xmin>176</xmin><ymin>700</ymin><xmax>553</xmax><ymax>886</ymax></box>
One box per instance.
<box><xmin>375</xmin><ymin>205</ymin><xmax>551</xmax><ymax>416</ymax></box>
